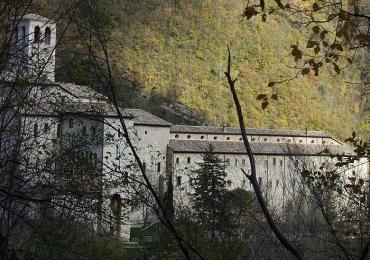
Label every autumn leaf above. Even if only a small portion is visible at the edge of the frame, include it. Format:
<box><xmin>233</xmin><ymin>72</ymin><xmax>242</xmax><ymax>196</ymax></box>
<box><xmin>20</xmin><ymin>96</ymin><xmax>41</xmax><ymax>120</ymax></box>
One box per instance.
<box><xmin>262</xmin><ymin>101</ymin><xmax>269</xmax><ymax>109</ymax></box>
<box><xmin>271</xmin><ymin>93</ymin><xmax>278</xmax><ymax>100</ymax></box>
<box><xmin>306</xmin><ymin>41</ymin><xmax>316</xmax><ymax>48</ymax></box>
<box><xmin>268</xmin><ymin>81</ymin><xmax>275</xmax><ymax>87</ymax></box>
<box><xmin>291</xmin><ymin>45</ymin><xmax>302</xmax><ymax>61</ymax></box>
<box><xmin>257</xmin><ymin>94</ymin><xmax>267</xmax><ymax>100</ymax></box>
<box><xmin>312</xmin><ymin>2</ymin><xmax>319</xmax><ymax>11</ymax></box>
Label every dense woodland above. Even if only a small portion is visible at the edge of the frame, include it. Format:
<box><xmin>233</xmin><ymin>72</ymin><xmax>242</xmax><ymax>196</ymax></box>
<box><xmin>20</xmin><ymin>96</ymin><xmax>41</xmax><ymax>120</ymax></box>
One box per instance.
<box><xmin>30</xmin><ymin>0</ymin><xmax>369</xmax><ymax>139</ymax></box>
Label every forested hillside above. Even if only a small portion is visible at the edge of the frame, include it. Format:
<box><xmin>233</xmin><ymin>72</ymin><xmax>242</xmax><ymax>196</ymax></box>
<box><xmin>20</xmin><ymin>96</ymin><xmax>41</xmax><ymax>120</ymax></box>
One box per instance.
<box><xmin>40</xmin><ymin>0</ymin><xmax>368</xmax><ymax>139</ymax></box>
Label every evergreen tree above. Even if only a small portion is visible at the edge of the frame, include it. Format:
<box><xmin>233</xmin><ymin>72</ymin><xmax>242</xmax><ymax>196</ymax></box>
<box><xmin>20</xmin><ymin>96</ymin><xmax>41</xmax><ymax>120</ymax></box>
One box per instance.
<box><xmin>191</xmin><ymin>145</ymin><xmax>227</xmax><ymax>235</ymax></box>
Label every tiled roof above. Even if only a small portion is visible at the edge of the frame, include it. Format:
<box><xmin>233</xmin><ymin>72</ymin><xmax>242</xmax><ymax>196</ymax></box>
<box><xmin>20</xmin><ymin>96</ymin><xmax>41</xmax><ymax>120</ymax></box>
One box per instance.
<box><xmin>170</xmin><ymin>125</ymin><xmax>330</xmax><ymax>138</ymax></box>
<box><xmin>124</xmin><ymin>109</ymin><xmax>172</xmax><ymax>127</ymax></box>
<box><xmin>168</xmin><ymin>140</ymin><xmax>354</xmax><ymax>156</ymax></box>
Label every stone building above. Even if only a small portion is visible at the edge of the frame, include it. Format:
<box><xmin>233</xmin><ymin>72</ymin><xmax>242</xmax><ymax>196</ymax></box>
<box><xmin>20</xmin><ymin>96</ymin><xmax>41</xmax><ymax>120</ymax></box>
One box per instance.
<box><xmin>0</xmin><ymin>13</ymin><xmax>368</xmax><ymax>241</ymax></box>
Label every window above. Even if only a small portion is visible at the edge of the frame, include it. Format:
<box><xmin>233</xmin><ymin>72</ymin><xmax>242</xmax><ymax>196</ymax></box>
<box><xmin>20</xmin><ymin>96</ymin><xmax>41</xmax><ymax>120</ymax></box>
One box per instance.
<box><xmin>280</xmin><ymin>160</ymin><xmax>283</xmax><ymax>166</ymax></box>
<box><xmin>34</xmin><ymin>26</ymin><xmax>41</xmax><ymax>42</ymax></box>
<box><xmin>287</xmin><ymin>139</ymin><xmax>291</xmax><ymax>142</ymax></box>
<box><xmin>276</xmin><ymin>180</ymin><xmax>279</xmax><ymax>188</ymax></box>
<box><xmin>242</xmin><ymin>159</ymin><xmax>246</xmax><ymax>165</ymax></box>
<box><xmin>239</xmin><ymin>138</ymin><xmax>242</xmax><ymax>141</ymax></box>
<box><xmin>177</xmin><ymin>176</ymin><xmax>182</xmax><ymax>186</ymax></box>
<box><xmin>69</xmin><ymin>119</ymin><xmax>74</xmax><ymax>128</ymax></box>
<box><xmin>235</xmin><ymin>158</ymin><xmax>238</xmax><ymax>166</ymax></box>
<box><xmin>201</xmin><ymin>135</ymin><xmax>205</xmax><ymax>139</ymax></box>
<box><xmin>45</xmin><ymin>27</ymin><xmax>51</xmax><ymax>45</ymax></box>
<box><xmin>258</xmin><ymin>177</ymin><xmax>262</xmax><ymax>186</ymax></box>
<box><xmin>322</xmin><ymin>140</ymin><xmax>326</xmax><ymax>144</ymax></box>
<box><xmin>213</xmin><ymin>136</ymin><xmax>218</xmax><ymax>140</ymax></box>
<box><xmin>311</xmin><ymin>140</ymin><xmax>314</xmax><ymax>143</ymax></box>
<box><xmin>225</xmin><ymin>159</ymin><xmax>230</xmax><ymax>166</ymax></box>
<box><xmin>44</xmin><ymin>123</ymin><xmax>49</xmax><ymax>133</ymax></box>
<box><xmin>33</xmin><ymin>123</ymin><xmax>38</xmax><ymax>138</ymax></box>
<box><xmin>117</xmin><ymin>128</ymin><xmax>121</xmax><ymax>137</ymax></box>
<box><xmin>226</xmin><ymin>136</ymin><xmax>230</xmax><ymax>140</ymax></box>
<box><xmin>144</xmin><ymin>130</ymin><xmax>148</xmax><ymax>135</ymax></box>
<box><xmin>157</xmin><ymin>162</ymin><xmax>161</xmax><ymax>173</ymax></box>
<box><xmin>187</xmin><ymin>135</ymin><xmax>191</xmax><ymax>139</ymax></box>
<box><xmin>277</xmin><ymin>138</ymin><xmax>280</xmax><ymax>142</ymax></box>
<box><xmin>21</xmin><ymin>26</ymin><xmax>26</xmax><ymax>44</ymax></box>
<box><xmin>57</xmin><ymin>123</ymin><xmax>61</xmax><ymax>137</ymax></box>
<box><xmin>176</xmin><ymin>158</ymin><xmax>179</xmax><ymax>164</ymax></box>
<box><xmin>299</xmin><ymin>139</ymin><xmax>303</xmax><ymax>143</ymax></box>
<box><xmin>143</xmin><ymin>162</ymin><xmax>146</xmax><ymax>173</ymax></box>
<box><xmin>14</xmin><ymin>27</ymin><xmax>18</xmax><ymax>43</ymax></box>
<box><xmin>251</xmin><ymin>137</ymin><xmax>255</xmax><ymax>141</ymax></box>
<box><xmin>264</xmin><ymin>138</ymin><xmax>268</xmax><ymax>142</ymax></box>
<box><xmin>175</xmin><ymin>134</ymin><xmax>179</xmax><ymax>138</ymax></box>
<box><xmin>187</xmin><ymin>157</ymin><xmax>191</xmax><ymax>163</ymax></box>
<box><xmin>273</xmin><ymin>158</ymin><xmax>276</xmax><ymax>165</ymax></box>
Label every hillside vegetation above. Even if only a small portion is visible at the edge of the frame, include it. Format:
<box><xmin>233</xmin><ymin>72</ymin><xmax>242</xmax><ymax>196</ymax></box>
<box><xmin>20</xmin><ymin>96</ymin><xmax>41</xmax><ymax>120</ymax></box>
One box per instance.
<box><xmin>42</xmin><ymin>0</ymin><xmax>367</xmax><ymax>139</ymax></box>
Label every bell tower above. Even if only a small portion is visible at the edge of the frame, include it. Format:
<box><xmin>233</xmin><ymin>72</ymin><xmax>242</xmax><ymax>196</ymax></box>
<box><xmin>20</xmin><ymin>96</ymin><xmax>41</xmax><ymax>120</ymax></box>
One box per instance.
<box><xmin>11</xmin><ymin>14</ymin><xmax>56</xmax><ymax>82</ymax></box>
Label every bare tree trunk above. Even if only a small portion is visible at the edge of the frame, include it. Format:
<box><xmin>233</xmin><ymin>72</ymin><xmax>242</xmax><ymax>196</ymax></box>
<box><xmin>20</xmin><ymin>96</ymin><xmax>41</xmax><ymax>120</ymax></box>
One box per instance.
<box><xmin>224</xmin><ymin>46</ymin><xmax>302</xmax><ymax>260</ymax></box>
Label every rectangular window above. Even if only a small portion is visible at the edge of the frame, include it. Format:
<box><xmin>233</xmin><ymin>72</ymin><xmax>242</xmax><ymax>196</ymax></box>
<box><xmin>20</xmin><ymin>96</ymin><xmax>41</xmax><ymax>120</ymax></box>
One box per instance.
<box><xmin>280</xmin><ymin>160</ymin><xmax>283</xmax><ymax>166</ymax></box>
<box><xmin>242</xmin><ymin>159</ymin><xmax>246</xmax><ymax>165</ymax></box>
<box><xmin>225</xmin><ymin>159</ymin><xmax>230</xmax><ymax>166</ymax></box>
<box><xmin>235</xmin><ymin>158</ymin><xmax>238</xmax><ymax>166</ymax></box>
<box><xmin>276</xmin><ymin>180</ymin><xmax>279</xmax><ymax>188</ymax></box>
<box><xmin>273</xmin><ymin>158</ymin><xmax>276</xmax><ymax>165</ymax></box>
<box><xmin>258</xmin><ymin>177</ymin><xmax>262</xmax><ymax>186</ymax></box>
<box><xmin>177</xmin><ymin>176</ymin><xmax>182</xmax><ymax>186</ymax></box>
<box><xmin>157</xmin><ymin>162</ymin><xmax>161</xmax><ymax>173</ymax></box>
<box><xmin>187</xmin><ymin>157</ymin><xmax>191</xmax><ymax>163</ymax></box>
<box><xmin>176</xmin><ymin>158</ymin><xmax>179</xmax><ymax>164</ymax></box>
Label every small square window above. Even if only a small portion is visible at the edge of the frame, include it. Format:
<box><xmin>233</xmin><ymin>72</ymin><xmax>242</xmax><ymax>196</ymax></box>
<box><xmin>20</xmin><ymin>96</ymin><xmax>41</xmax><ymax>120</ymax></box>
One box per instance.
<box><xmin>177</xmin><ymin>176</ymin><xmax>182</xmax><ymax>186</ymax></box>
<box><xmin>273</xmin><ymin>158</ymin><xmax>276</xmax><ymax>165</ymax></box>
<box><xmin>145</xmin><ymin>130</ymin><xmax>148</xmax><ymax>134</ymax></box>
<box><xmin>187</xmin><ymin>157</ymin><xmax>191</xmax><ymax>163</ymax></box>
<box><xmin>176</xmin><ymin>158</ymin><xmax>179</xmax><ymax>164</ymax></box>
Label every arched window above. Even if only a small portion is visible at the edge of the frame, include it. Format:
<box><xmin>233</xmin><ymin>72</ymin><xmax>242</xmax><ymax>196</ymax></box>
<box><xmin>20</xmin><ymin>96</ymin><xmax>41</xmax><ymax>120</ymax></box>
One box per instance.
<box><xmin>213</xmin><ymin>136</ymin><xmax>218</xmax><ymax>140</ymax></box>
<box><xmin>45</xmin><ymin>27</ymin><xmax>51</xmax><ymax>45</ymax></box>
<box><xmin>187</xmin><ymin>135</ymin><xmax>191</xmax><ymax>139</ymax></box>
<box><xmin>44</xmin><ymin>123</ymin><xmax>49</xmax><ymax>133</ymax></box>
<box><xmin>34</xmin><ymin>26</ymin><xmax>41</xmax><ymax>43</ymax></box>
<box><xmin>110</xmin><ymin>194</ymin><xmax>122</xmax><ymax>234</ymax></box>
<box><xmin>201</xmin><ymin>135</ymin><xmax>205</xmax><ymax>139</ymax></box>
<box><xmin>175</xmin><ymin>134</ymin><xmax>179</xmax><ymax>138</ymax></box>
<box><xmin>33</xmin><ymin>123</ymin><xmax>38</xmax><ymax>138</ymax></box>
<box><xmin>226</xmin><ymin>137</ymin><xmax>230</xmax><ymax>140</ymax></box>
